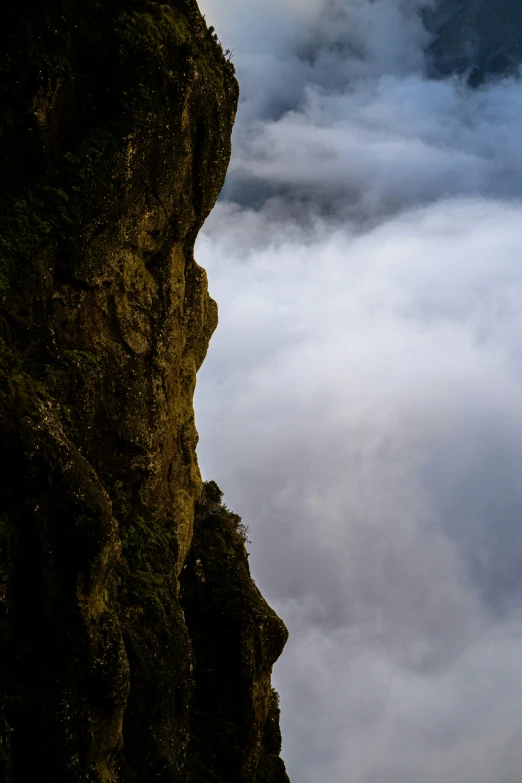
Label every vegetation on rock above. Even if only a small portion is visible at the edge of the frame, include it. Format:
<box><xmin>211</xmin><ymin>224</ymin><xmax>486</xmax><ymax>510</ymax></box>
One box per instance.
<box><xmin>181</xmin><ymin>482</ymin><xmax>290</xmax><ymax>783</ymax></box>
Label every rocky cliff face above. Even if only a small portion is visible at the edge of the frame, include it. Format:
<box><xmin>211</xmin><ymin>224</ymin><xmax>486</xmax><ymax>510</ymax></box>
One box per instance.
<box><xmin>0</xmin><ymin>1</ymin><xmax>289</xmax><ymax>780</ymax></box>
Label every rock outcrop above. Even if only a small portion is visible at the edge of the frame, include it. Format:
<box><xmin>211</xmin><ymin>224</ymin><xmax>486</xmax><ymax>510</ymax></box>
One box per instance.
<box><xmin>0</xmin><ymin>1</ymin><xmax>289</xmax><ymax>780</ymax></box>
<box><xmin>181</xmin><ymin>482</ymin><xmax>289</xmax><ymax>783</ymax></box>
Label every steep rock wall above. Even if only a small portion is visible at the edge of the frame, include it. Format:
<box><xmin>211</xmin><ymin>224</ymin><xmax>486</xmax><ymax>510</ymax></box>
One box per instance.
<box><xmin>0</xmin><ymin>1</ymin><xmax>289</xmax><ymax>780</ymax></box>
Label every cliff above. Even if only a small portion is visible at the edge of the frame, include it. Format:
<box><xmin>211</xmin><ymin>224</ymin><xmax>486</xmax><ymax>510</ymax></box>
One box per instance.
<box><xmin>0</xmin><ymin>1</ymin><xmax>289</xmax><ymax>780</ymax></box>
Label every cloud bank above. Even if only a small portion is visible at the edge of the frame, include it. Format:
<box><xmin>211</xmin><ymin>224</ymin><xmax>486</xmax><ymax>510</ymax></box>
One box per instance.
<box><xmin>195</xmin><ymin>2</ymin><xmax>522</xmax><ymax>781</ymax></box>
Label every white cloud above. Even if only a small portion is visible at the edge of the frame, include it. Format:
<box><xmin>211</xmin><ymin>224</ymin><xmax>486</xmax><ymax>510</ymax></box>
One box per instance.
<box><xmin>195</xmin><ymin>1</ymin><xmax>522</xmax><ymax>780</ymax></box>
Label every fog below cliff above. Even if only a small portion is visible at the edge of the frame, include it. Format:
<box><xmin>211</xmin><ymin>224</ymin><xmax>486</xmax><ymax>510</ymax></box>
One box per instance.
<box><xmin>195</xmin><ymin>1</ymin><xmax>522</xmax><ymax>781</ymax></box>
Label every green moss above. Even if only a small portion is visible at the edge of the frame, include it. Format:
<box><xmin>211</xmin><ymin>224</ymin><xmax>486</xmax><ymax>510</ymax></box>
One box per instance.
<box><xmin>0</xmin><ymin>187</ymin><xmax>74</xmax><ymax>294</ymax></box>
<box><xmin>61</xmin><ymin>350</ymin><xmax>99</xmax><ymax>370</ymax></box>
<box><xmin>62</xmin><ymin>134</ymin><xmax>115</xmax><ymax>188</ymax></box>
<box><xmin>109</xmin><ymin>480</ymin><xmax>178</xmax><ymax>614</ymax></box>
<box><xmin>0</xmin><ymin>339</ymin><xmax>46</xmax><ymax>415</ymax></box>
<box><xmin>120</xmin><ymin>512</ymin><xmax>178</xmax><ymax>612</ymax></box>
<box><xmin>0</xmin><ymin>514</ymin><xmax>10</xmax><ymax>554</ymax></box>
<box><xmin>269</xmin><ymin>688</ymin><xmax>280</xmax><ymax>718</ymax></box>
<box><xmin>42</xmin><ymin>350</ymin><xmax>99</xmax><ymax>394</ymax></box>
<box><xmin>119</xmin><ymin>5</ymin><xmax>193</xmax><ymax>50</ymax></box>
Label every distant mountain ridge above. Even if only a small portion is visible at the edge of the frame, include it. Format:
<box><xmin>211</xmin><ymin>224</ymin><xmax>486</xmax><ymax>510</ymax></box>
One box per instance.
<box><xmin>426</xmin><ymin>0</ymin><xmax>522</xmax><ymax>83</ymax></box>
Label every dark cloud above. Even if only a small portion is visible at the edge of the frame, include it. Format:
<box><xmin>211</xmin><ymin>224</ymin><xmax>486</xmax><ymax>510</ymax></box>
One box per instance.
<box><xmin>196</xmin><ymin>2</ymin><xmax>522</xmax><ymax>781</ymax></box>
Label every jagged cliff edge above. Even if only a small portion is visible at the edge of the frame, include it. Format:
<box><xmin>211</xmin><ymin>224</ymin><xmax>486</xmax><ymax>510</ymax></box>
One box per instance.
<box><xmin>0</xmin><ymin>1</ymin><xmax>289</xmax><ymax>780</ymax></box>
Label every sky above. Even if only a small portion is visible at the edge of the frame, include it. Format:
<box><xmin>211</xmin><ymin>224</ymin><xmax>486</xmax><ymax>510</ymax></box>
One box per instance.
<box><xmin>194</xmin><ymin>1</ymin><xmax>522</xmax><ymax>781</ymax></box>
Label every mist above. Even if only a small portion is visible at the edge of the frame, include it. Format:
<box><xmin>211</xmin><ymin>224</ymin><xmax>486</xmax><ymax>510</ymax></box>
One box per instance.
<box><xmin>194</xmin><ymin>1</ymin><xmax>522</xmax><ymax>781</ymax></box>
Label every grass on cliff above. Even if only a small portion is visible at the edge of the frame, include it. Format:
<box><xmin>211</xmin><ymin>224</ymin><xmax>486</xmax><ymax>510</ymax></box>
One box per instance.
<box><xmin>201</xmin><ymin>480</ymin><xmax>250</xmax><ymax>545</ymax></box>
